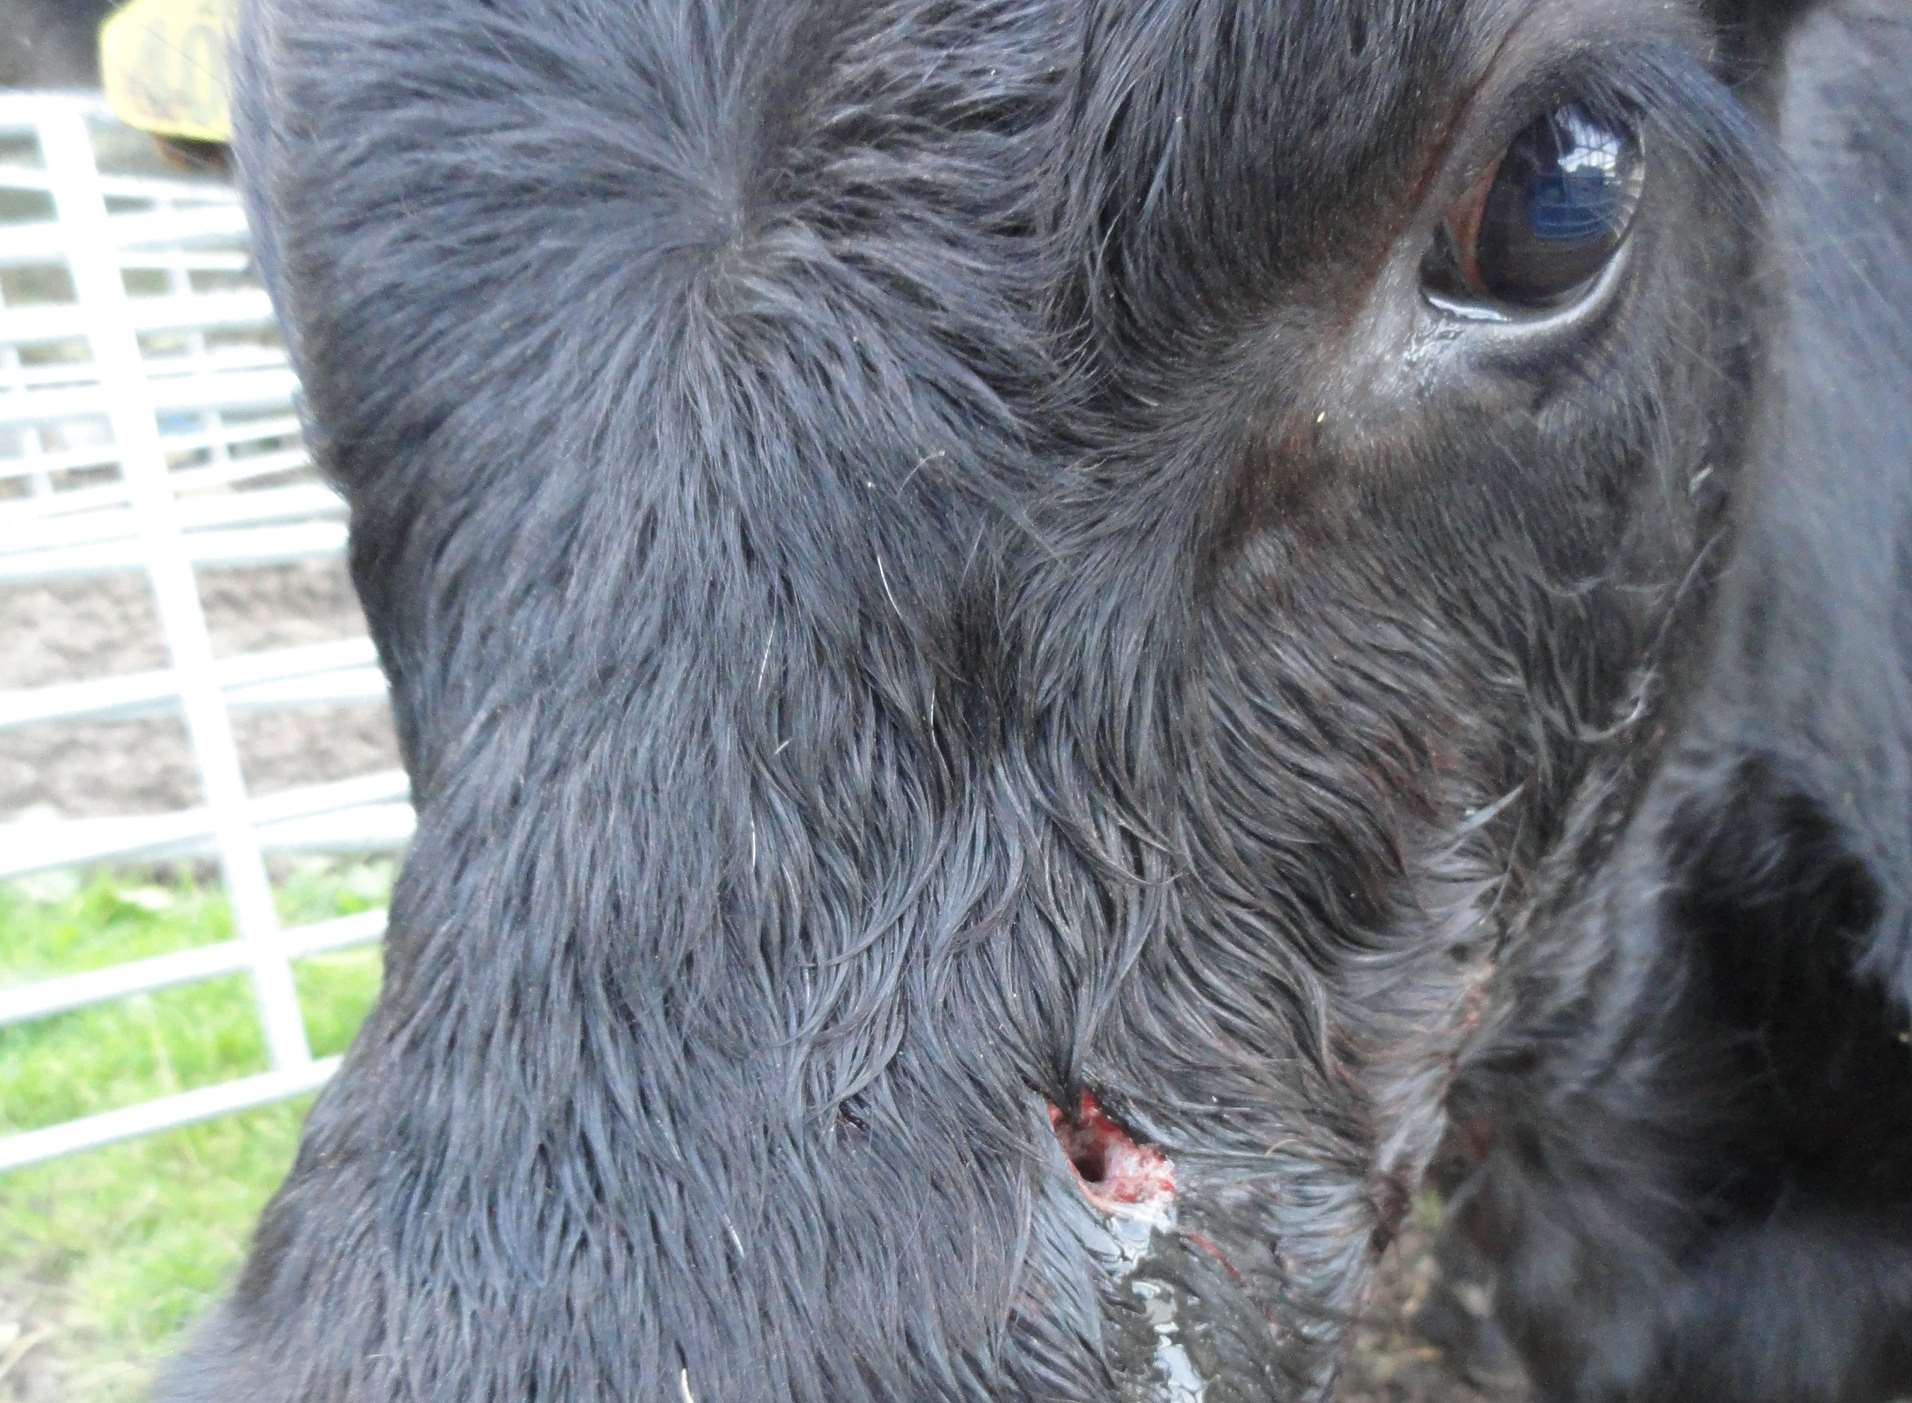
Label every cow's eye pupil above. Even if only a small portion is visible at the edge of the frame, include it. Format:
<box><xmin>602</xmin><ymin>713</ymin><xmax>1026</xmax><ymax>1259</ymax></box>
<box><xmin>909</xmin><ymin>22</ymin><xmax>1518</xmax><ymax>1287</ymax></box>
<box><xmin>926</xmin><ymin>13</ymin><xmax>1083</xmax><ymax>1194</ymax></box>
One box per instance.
<box><xmin>1426</xmin><ymin>104</ymin><xmax>1645</xmax><ymax>312</ymax></box>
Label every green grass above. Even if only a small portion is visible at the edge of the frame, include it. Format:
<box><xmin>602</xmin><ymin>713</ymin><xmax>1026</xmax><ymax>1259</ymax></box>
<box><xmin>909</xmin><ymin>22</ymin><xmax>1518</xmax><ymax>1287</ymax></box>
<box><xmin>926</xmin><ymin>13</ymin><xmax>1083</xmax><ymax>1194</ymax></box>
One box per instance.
<box><xmin>0</xmin><ymin>861</ymin><xmax>392</xmax><ymax>1402</ymax></box>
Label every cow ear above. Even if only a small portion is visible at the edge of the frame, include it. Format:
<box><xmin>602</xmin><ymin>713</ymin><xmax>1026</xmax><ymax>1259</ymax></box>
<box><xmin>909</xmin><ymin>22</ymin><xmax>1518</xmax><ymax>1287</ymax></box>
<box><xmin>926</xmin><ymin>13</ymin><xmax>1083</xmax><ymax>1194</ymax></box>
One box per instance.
<box><xmin>1651</xmin><ymin>416</ymin><xmax>1912</xmax><ymax>1020</ymax></box>
<box><xmin>1653</xmin><ymin>0</ymin><xmax>1912</xmax><ymax>1008</ymax></box>
<box><xmin>1657</xmin><ymin>743</ymin><xmax>1889</xmax><ymax>1002</ymax></box>
<box><xmin>1702</xmin><ymin>0</ymin><xmax>1820</xmax><ymax>38</ymax></box>
<box><xmin>1702</xmin><ymin>0</ymin><xmax>1857</xmax><ymax>77</ymax></box>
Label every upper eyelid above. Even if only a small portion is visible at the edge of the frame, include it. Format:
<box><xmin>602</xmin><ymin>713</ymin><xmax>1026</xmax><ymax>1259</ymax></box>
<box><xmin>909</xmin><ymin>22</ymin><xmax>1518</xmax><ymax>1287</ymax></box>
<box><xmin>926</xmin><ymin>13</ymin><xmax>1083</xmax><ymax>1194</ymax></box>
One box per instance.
<box><xmin>1426</xmin><ymin>0</ymin><xmax>1714</xmax><ymax>207</ymax></box>
<box><xmin>1421</xmin><ymin>49</ymin><xmax>1690</xmax><ymax>229</ymax></box>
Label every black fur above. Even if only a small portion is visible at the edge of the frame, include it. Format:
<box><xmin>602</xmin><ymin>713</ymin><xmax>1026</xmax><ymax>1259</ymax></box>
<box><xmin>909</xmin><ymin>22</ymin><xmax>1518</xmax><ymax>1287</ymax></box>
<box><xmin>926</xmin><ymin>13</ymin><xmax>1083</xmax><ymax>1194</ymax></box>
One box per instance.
<box><xmin>1445</xmin><ymin>6</ymin><xmax>1912</xmax><ymax>1399</ymax></box>
<box><xmin>162</xmin><ymin>1</ymin><xmax>1909</xmax><ymax>1400</ymax></box>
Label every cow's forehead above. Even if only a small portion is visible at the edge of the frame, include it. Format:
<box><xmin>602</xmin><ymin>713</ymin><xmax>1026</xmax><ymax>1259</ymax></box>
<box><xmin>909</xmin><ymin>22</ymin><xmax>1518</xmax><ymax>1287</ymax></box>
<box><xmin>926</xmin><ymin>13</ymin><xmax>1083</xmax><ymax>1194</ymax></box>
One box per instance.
<box><xmin>1055</xmin><ymin>1</ymin><xmax>1495</xmax><ymax>264</ymax></box>
<box><xmin>732</xmin><ymin>0</ymin><xmax>1684</xmax><ymax>305</ymax></box>
<box><xmin>1065</xmin><ymin>0</ymin><xmax>1500</xmax><ymax>125</ymax></box>
<box><xmin>768</xmin><ymin>0</ymin><xmax>1517</xmax><ymax>170</ymax></box>
<box><xmin>1077</xmin><ymin>0</ymin><xmax>1687</xmax><ymax>230</ymax></box>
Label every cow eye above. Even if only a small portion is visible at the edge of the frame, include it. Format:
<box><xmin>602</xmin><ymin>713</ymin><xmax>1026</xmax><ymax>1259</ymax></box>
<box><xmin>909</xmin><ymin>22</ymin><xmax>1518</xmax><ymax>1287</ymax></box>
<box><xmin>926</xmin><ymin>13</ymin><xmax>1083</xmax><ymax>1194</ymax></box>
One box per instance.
<box><xmin>1423</xmin><ymin>104</ymin><xmax>1645</xmax><ymax>313</ymax></box>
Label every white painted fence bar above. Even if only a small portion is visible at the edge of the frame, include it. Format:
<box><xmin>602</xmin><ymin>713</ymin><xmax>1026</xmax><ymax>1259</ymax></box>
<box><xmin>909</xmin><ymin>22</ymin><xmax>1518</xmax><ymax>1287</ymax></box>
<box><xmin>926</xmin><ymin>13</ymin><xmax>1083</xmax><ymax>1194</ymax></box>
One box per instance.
<box><xmin>252</xmin><ymin>803</ymin><xmax>415</xmax><ymax>857</ymax></box>
<box><xmin>2</xmin><ymin>349</ymin><xmax>293</xmax><ymax>396</ymax></box>
<box><xmin>0</xmin><ymin>163</ymin><xmax>230</xmax><ymax>204</ymax></box>
<box><xmin>0</xmin><ymin>366</ymin><xmax>300</xmax><ymax>426</ymax></box>
<box><xmin>39</xmin><ymin>104</ymin><xmax>312</xmax><ymax>1073</ymax></box>
<box><xmin>0</xmin><ymin>800</ymin><xmax>415</xmax><ymax>877</ymax></box>
<box><xmin>0</xmin><ymin>769</ymin><xmax>413</xmax><ymax>878</ymax></box>
<box><xmin>1</xmin><ymin>289</ymin><xmax>275</xmax><ymax>342</ymax></box>
<box><xmin>159</xmin><ymin>443</ymin><xmax>314</xmax><ymax>492</ymax></box>
<box><xmin>113</xmin><ymin>250</ymin><xmax>251</xmax><ymax>273</ymax></box>
<box><xmin>0</xmin><ymin>421</ymin><xmax>302</xmax><ymax>491</ymax></box>
<box><xmin>0</xmin><ymin>910</ymin><xmax>386</xmax><ymax>1029</ymax></box>
<box><xmin>0</xmin><ymin>637</ymin><xmax>382</xmax><ymax>729</ymax></box>
<box><xmin>15</xmin><ymin>346</ymin><xmax>290</xmax><ymax>384</ymax></box>
<box><xmin>226</xmin><ymin>666</ymin><xmax>388</xmax><ymax>712</ymax></box>
<box><xmin>0</xmin><ymin>97</ymin><xmax>403</xmax><ymax>1171</ymax></box>
<box><xmin>0</xmin><ymin>482</ymin><xmax>342</xmax><ymax>556</ymax></box>
<box><xmin>0</xmin><ymin>518</ymin><xmax>347</xmax><ymax>581</ymax></box>
<box><xmin>0</xmin><ymin>449</ymin><xmax>313</xmax><ymax>516</ymax></box>
<box><xmin>0</xmin><ymin>1059</ymin><xmax>345</xmax><ymax>1174</ymax></box>
<box><xmin>0</xmin><ymin>205</ymin><xmax>250</xmax><ymax>265</ymax></box>
<box><xmin>212</xmin><ymin>637</ymin><xmax>380</xmax><ymax>690</ymax></box>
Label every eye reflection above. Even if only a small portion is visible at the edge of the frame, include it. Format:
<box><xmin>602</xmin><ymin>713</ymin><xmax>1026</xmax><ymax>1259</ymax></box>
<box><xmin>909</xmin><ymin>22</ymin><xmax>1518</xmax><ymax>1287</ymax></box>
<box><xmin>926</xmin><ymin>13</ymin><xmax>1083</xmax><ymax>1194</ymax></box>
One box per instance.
<box><xmin>1426</xmin><ymin>103</ymin><xmax>1646</xmax><ymax>313</ymax></box>
<box><xmin>1522</xmin><ymin>108</ymin><xmax>1642</xmax><ymax>246</ymax></box>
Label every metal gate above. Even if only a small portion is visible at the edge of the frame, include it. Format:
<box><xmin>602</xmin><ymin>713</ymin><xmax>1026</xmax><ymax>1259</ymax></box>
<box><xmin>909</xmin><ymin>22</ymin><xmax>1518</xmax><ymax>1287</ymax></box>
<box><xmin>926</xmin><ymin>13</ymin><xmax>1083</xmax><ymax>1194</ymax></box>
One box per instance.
<box><xmin>0</xmin><ymin>94</ymin><xmax>404</xmax><ymax>1172</ymax></box>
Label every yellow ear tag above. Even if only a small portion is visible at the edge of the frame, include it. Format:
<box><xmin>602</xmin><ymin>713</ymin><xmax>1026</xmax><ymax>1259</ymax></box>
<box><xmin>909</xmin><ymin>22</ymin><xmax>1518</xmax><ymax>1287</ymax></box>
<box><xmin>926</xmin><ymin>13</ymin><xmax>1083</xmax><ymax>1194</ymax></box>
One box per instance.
<box><xmin>99</xmin><ymin>0</ymin><xmax>235</xmax><ymax>144</ymax></box>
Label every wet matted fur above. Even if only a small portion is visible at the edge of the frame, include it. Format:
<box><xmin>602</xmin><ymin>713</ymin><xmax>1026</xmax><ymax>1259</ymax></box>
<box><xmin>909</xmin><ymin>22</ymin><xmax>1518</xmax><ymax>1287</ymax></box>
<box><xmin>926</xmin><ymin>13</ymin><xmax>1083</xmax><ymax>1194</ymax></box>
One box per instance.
<box><xmin>161</xmin><ymin>2</ymin><xmax>1910</xmax><ymax>1400</ymax></box>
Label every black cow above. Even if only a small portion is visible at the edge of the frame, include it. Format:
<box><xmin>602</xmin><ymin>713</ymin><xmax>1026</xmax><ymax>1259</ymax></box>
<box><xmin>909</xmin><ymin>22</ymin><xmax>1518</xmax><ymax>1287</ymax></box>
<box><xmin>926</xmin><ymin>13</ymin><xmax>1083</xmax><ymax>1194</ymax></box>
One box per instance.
<box><xmin>161</xmin><ymin>1</ymin><xmax>1910</xmax><ymax>1400</ymax></box>
<box><xmin>1440</xmin><ymin>6</ymin><xmax>1912</xmax><ymax>1398</ymax></box>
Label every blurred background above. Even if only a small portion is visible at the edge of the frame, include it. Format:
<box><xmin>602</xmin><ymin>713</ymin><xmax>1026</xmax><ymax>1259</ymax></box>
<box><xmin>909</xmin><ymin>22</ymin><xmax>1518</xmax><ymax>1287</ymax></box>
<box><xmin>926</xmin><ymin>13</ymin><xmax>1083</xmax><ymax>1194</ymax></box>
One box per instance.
<box><xmin>1</xmin><ymin>3</ymin><xmax>405</xmax><ymax>1397</ymax></box>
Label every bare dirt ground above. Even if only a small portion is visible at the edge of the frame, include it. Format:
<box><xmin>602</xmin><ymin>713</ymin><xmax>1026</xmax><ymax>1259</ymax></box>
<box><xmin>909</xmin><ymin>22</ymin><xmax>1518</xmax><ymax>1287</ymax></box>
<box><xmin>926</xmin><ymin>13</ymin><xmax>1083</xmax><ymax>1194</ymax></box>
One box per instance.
<box><xmin>0</xmin><ymin>1283</ymin><xmax>79</xmax><ymax>1403</ymax></box>
<box><xmin>1343</xmin><ymin>1218</ymin><xmax>1525</xmax><ymax>1403</ymax></box>
<box><xmin>0</xmin><ymin>559</ymin><xmax>401</xmax><ymax>823</ymax></box>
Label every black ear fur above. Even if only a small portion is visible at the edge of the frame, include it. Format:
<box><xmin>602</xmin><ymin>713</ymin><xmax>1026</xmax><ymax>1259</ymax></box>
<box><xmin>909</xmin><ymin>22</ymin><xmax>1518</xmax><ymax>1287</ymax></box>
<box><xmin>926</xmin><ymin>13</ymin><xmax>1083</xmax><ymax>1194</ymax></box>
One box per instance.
<box><xmin>1663</xmin><ymin>749</ymin><xmax>1883</xmax><ymax>1009</ymax></box>
<box><xmin>1701</xmin><ymin>0</ymin><xmax>1834</xmax><ymax>47</ymax></box>
<box><xmin>1662</xmin><ymin>0</ymin><xmax>1912</xmax><ymax>1013</ymax></box>
<box><xmin>1440</xmin><ymin>6</ymin><xmax>1912</xmax><ymax>1399</ymax></box>
<box><xmin>1638</xmin><ymin>0</ymin><xmax>1912</xmax><ymax>1246</ymax></box>
<box><xmin>1658</xmin><ymin>746</ymin><xmax>1911</xmax><ymax>1189</ymax></box>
